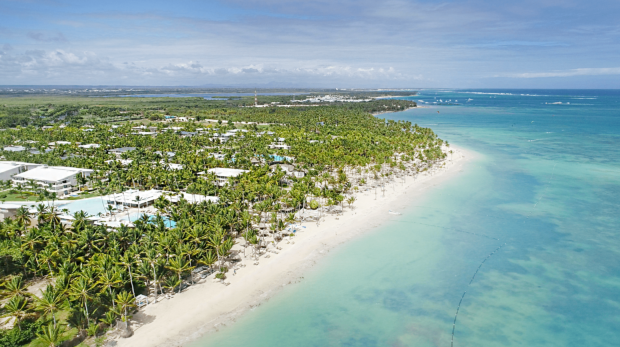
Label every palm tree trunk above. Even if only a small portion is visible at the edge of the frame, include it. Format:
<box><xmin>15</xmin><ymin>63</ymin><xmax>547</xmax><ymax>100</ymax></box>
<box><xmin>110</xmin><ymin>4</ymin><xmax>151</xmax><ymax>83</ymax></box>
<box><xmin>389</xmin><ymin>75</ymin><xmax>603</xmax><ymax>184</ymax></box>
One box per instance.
<box><xmin>128</xmin><ymin>265</ymin><xmax>136</xmax><ymax>298</ymax></box>
<box><xmin>188</xmin><ymin>256</ymin><xmax>194</xmax><ymax>285</ymax></box>
<box><xmin>109</xmin><ymin>287</ymin><xmax>116</xmax><ymax>308</ymax></box>
<box><xmin>151</xmin><ymin>265</ymin><xmax>158</xmax><ymax>302</ymax></box>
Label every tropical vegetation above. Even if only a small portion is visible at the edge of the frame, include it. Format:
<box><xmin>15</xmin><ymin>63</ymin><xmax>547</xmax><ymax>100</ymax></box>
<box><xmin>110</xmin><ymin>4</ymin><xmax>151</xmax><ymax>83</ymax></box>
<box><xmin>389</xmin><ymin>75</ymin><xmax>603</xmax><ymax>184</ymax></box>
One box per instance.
<box><xmin>0</xmin><ymin>94</ymin><xmax>446</xmax><ymax>346</ymax></box>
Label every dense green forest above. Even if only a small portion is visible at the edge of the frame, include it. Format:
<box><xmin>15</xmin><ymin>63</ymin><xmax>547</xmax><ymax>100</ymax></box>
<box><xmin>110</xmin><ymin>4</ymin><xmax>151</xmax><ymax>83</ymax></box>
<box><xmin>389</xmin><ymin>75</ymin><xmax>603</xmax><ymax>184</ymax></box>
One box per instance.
<box><xmin>0</xmin><ymin>92</ymin><xmax>416</xmax><ymax>128</ymax></box>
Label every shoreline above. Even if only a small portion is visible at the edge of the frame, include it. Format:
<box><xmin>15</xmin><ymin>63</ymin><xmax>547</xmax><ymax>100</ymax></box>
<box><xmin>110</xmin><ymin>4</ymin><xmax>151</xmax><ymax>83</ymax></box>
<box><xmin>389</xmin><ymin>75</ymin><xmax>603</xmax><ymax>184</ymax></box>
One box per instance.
<box><xmin>371</xmin><ymin>105</ymin><xmax>420</xmax><ymax>117</ymax></box>
<box><xmin>372</xmin><ymin>105</ymin><xmax>421</xmax><ymax>116</ymax></box>
<box><xmin>112</xmin><ymin>146</ymin><xmax>475</xmax><ymax>347</ymax></box>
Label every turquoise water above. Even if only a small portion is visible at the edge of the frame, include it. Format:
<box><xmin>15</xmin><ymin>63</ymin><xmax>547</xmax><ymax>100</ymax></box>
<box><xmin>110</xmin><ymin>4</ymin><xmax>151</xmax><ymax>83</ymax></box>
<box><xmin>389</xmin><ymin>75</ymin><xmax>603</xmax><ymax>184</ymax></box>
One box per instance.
<box><xmin>269</xmin><ymin>154</ymin><xmax>293</xmax><ymax>162</ymax></box>
<box><xmin>58</xmin><ymin>197</ymin><xmax>109</xmax><ymax>216</ymax></box>
<box><xmin>191</xmin><ymin>90</ymin><xmax>620</xmax><ymax>347</ymax></box>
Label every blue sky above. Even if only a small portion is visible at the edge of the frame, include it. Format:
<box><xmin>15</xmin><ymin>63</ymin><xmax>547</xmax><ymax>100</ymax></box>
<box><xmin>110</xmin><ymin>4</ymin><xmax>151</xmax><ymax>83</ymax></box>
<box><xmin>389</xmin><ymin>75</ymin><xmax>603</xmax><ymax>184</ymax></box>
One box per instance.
<box><xmin>1</xmin><ymin>0</ymin><xmax>619</xmax><ymax>88</ymax></box>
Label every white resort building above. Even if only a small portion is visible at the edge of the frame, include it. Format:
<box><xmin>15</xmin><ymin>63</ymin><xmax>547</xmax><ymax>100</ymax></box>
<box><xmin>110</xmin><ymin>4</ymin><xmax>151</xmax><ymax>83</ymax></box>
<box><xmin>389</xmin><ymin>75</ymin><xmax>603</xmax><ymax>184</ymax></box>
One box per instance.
<box><xmin>268</xmin><ymin>138</ymin><xmax>291</xmax><ymax>150</ymax></box>
<box><xmin>3</xmin><ymin>146</ymin><xmax>27</xmax><ymax>152</ymax></box>
<box><xmin>48</xmin><ymin>141</ymin><xmax>72</xmax><ymax>147</ymax></box>
<box><xmin>104</xmin><ymin>189</ymin><xmax>218</xmax><ymax>208</ymax></box>
<box><xmin>109</xmin><ymin>147</ymin><xmax>136</xmax><ymax>157</ymax></box>
<box><xmin>0</xmin><ymin>161</ymin><xmax>43</xmax><ymax>181</ymax></box>
<box><xmin>105</xmin><ymin>189</ymin><xmax>162</xmax><ymax>208</ymax></box>
<box><xmin>78</xmin><ymin>143</ymin><xmax>101</xmax><ymax>149</ymax></box>
<box><xmin>165</xmin><ymin>192</ymin><xmax>219</xmax><ymax>204</ymax></box>
<box><xmin>199</xmin><ymin>168</ymin><xmax>248</xmax><ymax>186</ymax></box>
<box><xmin>12</xmin><ymin>165</ymin><xmax>93</xmax><ymax>196</ymax></box>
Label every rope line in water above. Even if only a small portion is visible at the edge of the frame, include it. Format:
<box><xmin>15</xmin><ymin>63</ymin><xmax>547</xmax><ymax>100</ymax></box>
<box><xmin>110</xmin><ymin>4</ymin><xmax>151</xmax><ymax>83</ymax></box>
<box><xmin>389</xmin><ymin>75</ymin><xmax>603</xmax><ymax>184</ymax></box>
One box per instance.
<box><xmin>450</xmin><ymin>243</ymin><xmax>506</xmax><ymax>347</ymax></box>
<box><xmin>449</xmin><ymin>128</ymin><xmax>559</xmax><ymax>346</ymax></box>
<box><xmin>450</xmin><ymin>163</ymin><xmax>556</xmax><ymax>346</ymax></box>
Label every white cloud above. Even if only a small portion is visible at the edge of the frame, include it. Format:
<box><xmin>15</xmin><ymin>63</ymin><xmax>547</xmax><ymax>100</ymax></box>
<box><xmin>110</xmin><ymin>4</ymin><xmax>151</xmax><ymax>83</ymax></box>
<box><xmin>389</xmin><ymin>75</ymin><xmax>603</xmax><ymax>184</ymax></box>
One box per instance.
<box><xmin>0</xmin><ymin>48</ymin><xmax>415</xmax><ymax>85</ymax></box>
<box><xmin>500</xmin><ymin>67</ymin><xmax>620</xmax><ymax>78</ymax></box>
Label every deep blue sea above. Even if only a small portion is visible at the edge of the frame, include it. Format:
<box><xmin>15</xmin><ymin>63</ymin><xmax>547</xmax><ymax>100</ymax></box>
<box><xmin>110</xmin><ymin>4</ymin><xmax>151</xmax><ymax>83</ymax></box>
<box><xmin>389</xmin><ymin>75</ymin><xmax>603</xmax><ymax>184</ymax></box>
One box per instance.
<box><xmin>191</xmin><ymin>89</ymin><xmax>620</xmax><ymax>347</ymax></box>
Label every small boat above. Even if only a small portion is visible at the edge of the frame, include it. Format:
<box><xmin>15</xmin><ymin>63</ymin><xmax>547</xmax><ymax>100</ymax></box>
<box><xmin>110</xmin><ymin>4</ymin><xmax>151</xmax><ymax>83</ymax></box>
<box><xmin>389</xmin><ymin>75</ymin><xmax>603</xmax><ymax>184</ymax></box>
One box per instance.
<box><xmin>388</xmin><ymin>210</ymin><xmax>401</xmax><ymax>215</ymax></box>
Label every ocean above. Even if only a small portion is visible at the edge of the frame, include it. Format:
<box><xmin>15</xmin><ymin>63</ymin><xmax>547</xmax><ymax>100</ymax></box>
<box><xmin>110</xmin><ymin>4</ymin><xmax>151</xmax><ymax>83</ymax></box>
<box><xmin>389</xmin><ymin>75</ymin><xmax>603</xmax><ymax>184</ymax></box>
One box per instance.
<box><xmin>190</xmin><ymin>89</ymin><xmax>620</xmax><ymax>347</ymax></box>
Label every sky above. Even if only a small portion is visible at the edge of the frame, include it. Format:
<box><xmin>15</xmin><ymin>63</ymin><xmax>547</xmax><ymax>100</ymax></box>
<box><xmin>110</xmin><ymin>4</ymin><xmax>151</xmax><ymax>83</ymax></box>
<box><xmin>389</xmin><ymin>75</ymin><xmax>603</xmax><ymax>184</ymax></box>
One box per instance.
<box><xmin>1</xmin><ymin>0</ymin><xmax>619</xmax><ymax>88</ymax></box>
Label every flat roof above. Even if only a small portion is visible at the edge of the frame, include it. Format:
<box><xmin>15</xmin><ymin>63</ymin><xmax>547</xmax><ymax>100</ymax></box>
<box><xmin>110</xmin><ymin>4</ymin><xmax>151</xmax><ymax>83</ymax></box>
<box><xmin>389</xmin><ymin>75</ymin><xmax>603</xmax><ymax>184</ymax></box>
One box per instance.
<box><xmin>105</xmin><ymin>189</ymin><xmax>162</xmax><ymax>205</ymax></box>
<box><xmin>207</xmin><ymin>168</ymin><xmax>248</xmax><ymax>177</ymax></box>
<box><xmin>159</xmin><ymin>160</ymin><xmax>184</xmax><ymax>170</ymax></box>
<box><xmin>78</xmin><ymin>144</ymin><xmax>100</xmax><ymax>148</ymax></box>
<box><xmin>0</xmin><ymin>161</ymin><xmax>31</xmax><ymax>173</ymax></box>
<box><xmin>105</xmin><ymin>159</ymin><xmax>133</xmax><ymax>166</ymax></box>
<box><xmin>109</xmin><ymin>147</ymin><xmax>136</xmax><ymax>153</ymax></box>
<box><xmin>0</xmin><ymin>204</ymin><xmax>22</xmax><ymax>211</ymax></box>
<box><xmin>166</xmin><ymin>193</ymin><xmax>219</xmax><ymax>204</ymax></box>
<box><xmin>3</xmin><ymin>146</ymin><xmax>26</xmax><ymax>152</ymax></box>
<box><xmin>13</xmin><ymin>166</ymin><xmax>93</xmax><ymax>182</ymax></box>
<box><xmin>0</xmin><ymin>163</ymin><xmax>21</xmax><ymax>173</ymax></box>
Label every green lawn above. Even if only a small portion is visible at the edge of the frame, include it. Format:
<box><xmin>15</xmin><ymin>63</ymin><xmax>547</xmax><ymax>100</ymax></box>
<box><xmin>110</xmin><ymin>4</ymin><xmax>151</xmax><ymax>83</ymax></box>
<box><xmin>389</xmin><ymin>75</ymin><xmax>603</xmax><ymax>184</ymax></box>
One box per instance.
<box><xmin>0</xmin><ymin>191</ymin><xmax>102</xmax><ymax>203</ymax></box>
<box><xmin>65</xmin><ymin>191</ymin><xmax>102</xmax><ymax>200</ymax></box>
<box><xmin>0</xmin><ymin>192</ymin><xmax>41</xmax><ymax>202</ymax></box>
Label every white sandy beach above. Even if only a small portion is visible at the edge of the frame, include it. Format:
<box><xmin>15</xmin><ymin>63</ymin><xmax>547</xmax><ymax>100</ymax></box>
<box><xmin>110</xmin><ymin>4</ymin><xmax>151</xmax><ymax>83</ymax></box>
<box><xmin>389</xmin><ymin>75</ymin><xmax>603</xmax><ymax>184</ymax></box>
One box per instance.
<box><xmin>113</xmin><ymin>146</ymin><xmax>474</xmax><ymax>347</ymax></box>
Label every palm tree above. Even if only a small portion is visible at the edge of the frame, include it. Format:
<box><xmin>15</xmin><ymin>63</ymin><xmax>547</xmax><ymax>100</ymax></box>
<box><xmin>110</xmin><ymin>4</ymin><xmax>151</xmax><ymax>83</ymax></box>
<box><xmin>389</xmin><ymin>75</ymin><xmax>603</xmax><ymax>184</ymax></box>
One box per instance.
<box><xmin>1</xmin><ymin>275</ymin><xmax>29</xmax><ymax>298</ymax></box>
<box><xmin>1</xmin><ymin>295</ymin><xmax>32</xmax><ymax>329</ymax></box>
<box><xmin>48</xmin><ymin>207</ymin><xmax>61</xmax><ymax>233</ymax></box>
<box><xmin>198</xmin><ymin>250</ymin><xmax>218</xmax><ymax>270</ymax></box>
<box><xmin>134</xmin><ymin>195</ymin><xmax>142</xmax><ymax>218</ymax></box>
<box><xmin>15</xmin><ymin>206</ymin><xmax>31</xmax><ymax>233</ymax></box>
<box><xmin>68</xmin><ymin>276</ymin><xmax>95</xmax><ymax>322</ymax></box>
<box><xmin>71</xmin><ymin>211</ymin><xmax>88</xmax><ymax>231</ymax></box>
<box><xmin>34</xmin><ymin>284</ymin><xmax>65</xmax><ymax>328</ymax></box>
<box><xmin>177</xmin><ymin>242</ymin><xmax>198</xmax><ymax>284</ymax></box>
<box><xmin>115</xmin><ymin>291</ymin><xmax>135</xmax><ymax>335</ymax></box>
<box><xmin>207</xmin><ymin>231</ymin><xmax>225</xmax><ymax>269</ymax></box>
<box><xmin>15</xmin><ymin>183</ymin><xmax>26</xmax><ymax>199</ymax></box>
<box><xmin>166</xmin><ymin>256</ymin><xmax>194</xmax><ymax>294</ymax></box>
<box><xmin>49</xmin><ymin>192</ymin><xmax>58</xmax><ymax>206</ymax></box>
<box><xmin>163</xmin><ymin>276</ymin><xmax>181</xmax><ymax>294</ymax></box>
<box><xmin>35</xmin><ymin>204</ymin><xmax>49</xmax><ymax>224</ymax></box>
<box><xmin>117</xmin><ymin>252</ymin><xmax>137</xmax><ymax>298</ymax></box>
<box><xmin>36</xmin><ymin>323</ymin><xmax>64</xmax><ymax>347</ymax></box>
<box><xmin>38</xmin><ymin>247</ymin><xmax>57</xmax><ymax>276</ymax></box>
<box><xmin>346</xmin><ymin>196</ymin><xmax>356</xmax><ymax>209</ymax></box>
<box><xmin>97</xmin><ymin>268</ymin><xmax>122</xmax><ymax>308</ymax></box>
<box><xmin>144</xmin><ymin>249</ymin><xmax>161</xmax><ymax>302</ymax></box>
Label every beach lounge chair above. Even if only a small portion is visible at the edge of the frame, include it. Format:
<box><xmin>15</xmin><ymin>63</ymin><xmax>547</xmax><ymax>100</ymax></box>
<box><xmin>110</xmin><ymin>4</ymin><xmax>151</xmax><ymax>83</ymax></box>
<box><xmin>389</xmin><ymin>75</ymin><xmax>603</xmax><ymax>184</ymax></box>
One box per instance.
<box><xmin>136</xmin><ymin>294</ymin><xmax>149</xmax><ymax>308</ymax></box>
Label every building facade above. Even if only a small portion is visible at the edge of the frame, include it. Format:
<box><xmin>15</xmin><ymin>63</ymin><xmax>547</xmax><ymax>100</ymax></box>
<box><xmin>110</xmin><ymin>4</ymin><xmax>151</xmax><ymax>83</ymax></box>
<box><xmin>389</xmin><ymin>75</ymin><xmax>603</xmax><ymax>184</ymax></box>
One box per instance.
<box><xmin>12</xmin><ymin>165</ymin><xmax>94</xmax><ymax>196</ymax></box>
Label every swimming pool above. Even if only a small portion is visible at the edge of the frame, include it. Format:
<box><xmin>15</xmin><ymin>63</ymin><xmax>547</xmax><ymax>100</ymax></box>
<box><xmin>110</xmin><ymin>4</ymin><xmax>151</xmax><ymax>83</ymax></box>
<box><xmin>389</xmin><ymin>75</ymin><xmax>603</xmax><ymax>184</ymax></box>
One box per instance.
<box><xmin>269</xmin><ymin>155</ymin><xmax>293</xmax><ymax>162</ymax></box>
<box><xmin>58</xmin><ymin>197</ymin><xmax>109</xmax><ymax>216</ymax></box>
